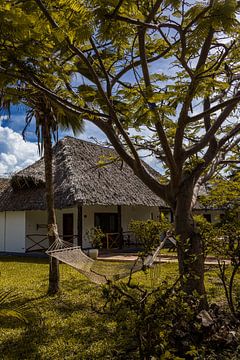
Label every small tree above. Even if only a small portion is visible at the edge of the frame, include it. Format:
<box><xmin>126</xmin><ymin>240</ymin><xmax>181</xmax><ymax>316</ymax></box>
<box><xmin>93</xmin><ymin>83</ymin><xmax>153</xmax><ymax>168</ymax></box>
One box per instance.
<box><xmin>199</xmin><ymin>173</ymin><xmax>240</xmax><ymax>317</ymax></box>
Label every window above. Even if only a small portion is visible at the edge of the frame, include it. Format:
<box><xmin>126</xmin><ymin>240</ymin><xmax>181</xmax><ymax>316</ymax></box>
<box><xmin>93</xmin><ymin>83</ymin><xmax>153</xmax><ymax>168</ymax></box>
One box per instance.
<box><xmin>203</xmin><ymin>214</ymin><xmax>211</xmax><ymax>223</ymax></box>
<box><xmin>94</xmin><ymin>213</ymin><xmax>118</xmax><ymax>233</ymax></box>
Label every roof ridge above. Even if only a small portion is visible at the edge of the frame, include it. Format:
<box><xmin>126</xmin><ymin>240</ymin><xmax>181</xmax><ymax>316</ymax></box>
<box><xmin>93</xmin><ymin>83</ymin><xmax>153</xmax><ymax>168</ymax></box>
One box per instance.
<box><xmin>61</xmin><ymin>136</ymin><xmax>113</xmax><ymax>150</ymax></box>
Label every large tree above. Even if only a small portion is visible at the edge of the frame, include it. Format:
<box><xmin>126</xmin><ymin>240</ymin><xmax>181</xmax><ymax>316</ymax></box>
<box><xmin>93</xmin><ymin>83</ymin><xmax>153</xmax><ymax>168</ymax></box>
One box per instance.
<box><xmin>1</xmin><ymin>0</ymin><xmax>240</xmax><ymax>305</ymax></box>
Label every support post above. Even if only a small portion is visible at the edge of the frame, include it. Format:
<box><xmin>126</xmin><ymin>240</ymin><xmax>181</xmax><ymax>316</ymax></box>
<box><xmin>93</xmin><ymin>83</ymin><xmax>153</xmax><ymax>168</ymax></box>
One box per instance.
<box><xmin>117</xmin><ymin>205</ymin><xmax>123</xmax><ymax>249</ymax></box>
<box><xmin>77</xmin><ymin>205</ymin><xmax>83</xmax><ymax>247</ymax></box>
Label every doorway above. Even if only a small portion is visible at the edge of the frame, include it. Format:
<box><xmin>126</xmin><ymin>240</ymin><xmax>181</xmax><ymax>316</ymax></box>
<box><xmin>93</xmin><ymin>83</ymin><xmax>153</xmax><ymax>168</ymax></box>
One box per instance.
<box><xmin>94</xmin><ymin>213</ymin><xmax>119</xmax><ymax>248</ymax></box>
<box><xmin>63</xmin><ymin>213</ymin><xmax>74</xmax><ymax>242</ymax></box>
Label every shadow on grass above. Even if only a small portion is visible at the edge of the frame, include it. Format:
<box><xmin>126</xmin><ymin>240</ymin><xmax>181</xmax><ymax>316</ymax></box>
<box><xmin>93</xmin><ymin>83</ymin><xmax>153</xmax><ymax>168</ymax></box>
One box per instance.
<box><xmin>53</xmin><ymin>277</ymin><xmax>103</xmax><ymax>314</ymax></box>
<box><xmin>0</xmin><ymin>305</ymin><xmax>48</xmax><ymax>359</ymax></box>
<box><xmin>1</xmin><ymin>290</ymin><xmax>117</xmax><ymax>359</ymax></box>
<box><xmin>0</xmin><ymin>324</ymin><xmax>49</xmax><ymax>359</ymax></box>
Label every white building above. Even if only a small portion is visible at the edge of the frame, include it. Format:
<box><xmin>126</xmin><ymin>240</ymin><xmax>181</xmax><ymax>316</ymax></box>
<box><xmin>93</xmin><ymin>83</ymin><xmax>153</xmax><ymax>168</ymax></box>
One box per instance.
<box><xmin>0</xmin><ymin>137</ymin><xmax>168</xmax><ymax>253</ymax></box>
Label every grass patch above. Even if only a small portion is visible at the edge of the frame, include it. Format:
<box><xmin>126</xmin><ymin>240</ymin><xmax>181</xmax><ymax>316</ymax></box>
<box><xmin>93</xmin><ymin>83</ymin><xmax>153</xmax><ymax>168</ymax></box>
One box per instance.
<box><xmin>0</xmin><ymin>256</ymin><xmax>234</xmax><ymax>359</ymax></box>
<box><xmin>0</xmin><ymin>256</ymin><xmax>179</xmax><ymax>359</ymax></box>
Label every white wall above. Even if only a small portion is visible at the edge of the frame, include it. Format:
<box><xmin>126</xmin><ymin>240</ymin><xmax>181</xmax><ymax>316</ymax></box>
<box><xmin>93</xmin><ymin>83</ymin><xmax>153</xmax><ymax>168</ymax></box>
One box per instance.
<box><xmin>0</xmin><ymin>212</ymin><xmax>5</xmax><ymax>251</ymax></box>
<box><xmin>121</xmin><ymin>205</ymin><xmax>160</xmax><ymax>231</ymax></box>
<box><xmin>25</xmin><ymin>210</ymin><xmax>48</xmax><ymax>251</ymax></box>
<box><xmin>25</xmin><ymin>207</ymin><xmax>78</xmax><ymax>250</ymax></box>
<box><xmin>5</xmin><ymin>212</ymin><xmax>25</xmax><ymax>253</ymax></box>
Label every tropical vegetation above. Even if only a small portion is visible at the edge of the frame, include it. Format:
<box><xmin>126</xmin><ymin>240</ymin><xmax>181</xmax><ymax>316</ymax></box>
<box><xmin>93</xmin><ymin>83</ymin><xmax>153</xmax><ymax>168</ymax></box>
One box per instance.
<box><xmin>1</xmin><ymin>0</ymin><xmax>240</xmax><ymax>303</ymax></box>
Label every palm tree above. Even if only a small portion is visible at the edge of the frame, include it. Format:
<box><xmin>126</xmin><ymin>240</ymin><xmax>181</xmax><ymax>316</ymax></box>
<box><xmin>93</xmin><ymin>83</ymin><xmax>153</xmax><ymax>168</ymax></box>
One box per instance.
<box><xmin>1</xmin><ymin>88</ymin><xmax>84</xmax><ymax>294</ymax></box>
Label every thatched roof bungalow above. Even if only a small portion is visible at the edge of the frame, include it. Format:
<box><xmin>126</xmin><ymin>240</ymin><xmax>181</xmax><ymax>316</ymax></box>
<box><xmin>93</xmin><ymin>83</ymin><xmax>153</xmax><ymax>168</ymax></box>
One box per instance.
<box><xmin>0</xmin><ymin>137</ymin><xmax>167</xmax><ymax>253</ymax></box>
<box><xmin>0</xmin><ymin>137</ymin><xmax>224</xmax><ymax>254</ymax></box>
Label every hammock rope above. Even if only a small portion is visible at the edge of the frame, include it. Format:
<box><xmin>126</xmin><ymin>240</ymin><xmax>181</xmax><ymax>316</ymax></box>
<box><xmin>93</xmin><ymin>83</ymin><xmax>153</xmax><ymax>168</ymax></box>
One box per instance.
<box><xmin>46</xmin><ymin>234</ymin><xmax>172</xmax><ymax>284</ymax></box>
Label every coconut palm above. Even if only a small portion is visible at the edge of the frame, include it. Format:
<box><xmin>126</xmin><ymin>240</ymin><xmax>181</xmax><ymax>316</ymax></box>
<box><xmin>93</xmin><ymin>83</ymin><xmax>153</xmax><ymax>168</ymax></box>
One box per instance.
<box><xmin>1</xmin><ymin>87</ymin><xmax>84</xmax><ymax>294</ymax></box>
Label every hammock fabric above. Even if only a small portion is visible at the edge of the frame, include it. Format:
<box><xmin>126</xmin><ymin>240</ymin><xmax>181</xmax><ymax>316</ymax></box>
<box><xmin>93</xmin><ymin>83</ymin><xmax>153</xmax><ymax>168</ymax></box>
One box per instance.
<box><xmin>46</xmin><ymin>236</ymin><xmax>169</xmax><ymax>284</ymax></box>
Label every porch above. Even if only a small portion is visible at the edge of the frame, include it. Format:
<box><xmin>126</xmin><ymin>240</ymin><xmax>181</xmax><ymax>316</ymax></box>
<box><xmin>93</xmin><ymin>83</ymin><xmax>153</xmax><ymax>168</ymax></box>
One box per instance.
<box><xmin>25</xmin><ymin>231</ymin><xmax>138</xmax><ymax>252</ymax></box>
<box><xmin>24</xmin><ymin>204</ymin><xmax>161</xmax><ymax>253</ymax></box>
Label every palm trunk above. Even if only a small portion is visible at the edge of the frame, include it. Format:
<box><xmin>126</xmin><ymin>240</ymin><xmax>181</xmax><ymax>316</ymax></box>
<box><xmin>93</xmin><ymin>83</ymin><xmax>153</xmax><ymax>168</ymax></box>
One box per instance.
<box><xmin>174</xmin><ymin>182</ymin><xmax>207</xmax><ymax>309</ymax></box>
<box><xmin>43</xmin><ymin>118</ymin><xmax>60</xmax><ymax>295</ymax></box>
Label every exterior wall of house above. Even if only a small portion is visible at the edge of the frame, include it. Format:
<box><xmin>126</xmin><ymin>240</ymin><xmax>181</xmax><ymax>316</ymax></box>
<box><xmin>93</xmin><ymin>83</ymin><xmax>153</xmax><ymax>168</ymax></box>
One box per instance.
<box><xmin>81</xmin><ymin>205</ymin><xmax>160</xmax><ymax>248</ymax></box>
<box><xmin>23</xmin><ymin>205</ymin><xmax>161</xmax><ymax>250</ymax></box>
<box><xmin>1</xmin><ymin>206</ymin><xmax>225</xmax><ymax>253</ymax></box>
<box><xmin>193</xmin><ymin>209</ymin><xmax>225</xmax><ymax>223</ymax></box>
<box><xmin>25</xmin><ymin>208</ymin><xmax>78</xmax><ymax>251</ymax></box>
<box><xmin>25</xmin><ymin>210</ymin><xmax>48</xmax><ymax>251</ymax></box>
<box><xmin>0</xmin><ymin>212</ymin><xmax>6</xmax><ymax>251</ymax></box>
<box><xmin>4</xmin><ymin>212</ymin><xmax>26</xmax><ymax>253</ymax></box>
<box><xmin>121</xmin><ymin>205</ymin><xmax>160</xmax><ymax>230</ymax></box>
<box><xmin>0</xmin><ymin>205</ymin><xmax>227</xmax><ymax>253</ymax></box>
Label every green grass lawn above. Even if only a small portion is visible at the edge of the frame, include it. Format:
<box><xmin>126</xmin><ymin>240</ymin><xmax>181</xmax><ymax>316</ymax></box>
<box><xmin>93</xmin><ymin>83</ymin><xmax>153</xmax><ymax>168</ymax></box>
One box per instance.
<box><xmin>0</xmin><ymin>256</ymin><xmax>180</xmax><ymax>360</ymax></box>
<box><xmin>0</xmin><ymin>256</ymin><xmax>230</xmax><ymax>359</ymax></box>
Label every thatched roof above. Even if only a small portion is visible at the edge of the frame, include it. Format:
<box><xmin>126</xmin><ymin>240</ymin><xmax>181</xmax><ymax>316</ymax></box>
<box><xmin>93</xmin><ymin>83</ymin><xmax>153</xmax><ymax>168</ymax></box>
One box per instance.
<box><xmin>0</xmin><ymin>178</ymin><xmax>9</xmax><ymax>195</ymax></box>
<box><xmin>0</xmin><ymin>137</ymin><xmax>166</xmax><ymax>211</ymax></box>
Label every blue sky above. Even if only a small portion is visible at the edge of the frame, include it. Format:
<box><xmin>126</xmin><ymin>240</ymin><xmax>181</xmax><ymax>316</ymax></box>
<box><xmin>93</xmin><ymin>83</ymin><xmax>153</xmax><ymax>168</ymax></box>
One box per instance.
<box><xmin>0</xmin><ymin>105</ymin><xmax>161</xmax><ymax>176</ymax></box>
<box><xmin>0</xmin><ymin>104</ymin><xmax>110</xmax><ymax>177</ymax></box>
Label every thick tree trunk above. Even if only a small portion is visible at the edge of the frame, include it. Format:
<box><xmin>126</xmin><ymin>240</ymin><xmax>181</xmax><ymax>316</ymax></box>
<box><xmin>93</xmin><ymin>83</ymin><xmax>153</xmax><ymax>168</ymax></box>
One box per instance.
<box><xmin>43</xmin><ymin>119</ymin><xmax>60</xmax><ymax>295</ymax></box>
<box><xmin>174</xmin><ymin>182</ymin><xmax>207</xmax><ymax>309</ymax></box>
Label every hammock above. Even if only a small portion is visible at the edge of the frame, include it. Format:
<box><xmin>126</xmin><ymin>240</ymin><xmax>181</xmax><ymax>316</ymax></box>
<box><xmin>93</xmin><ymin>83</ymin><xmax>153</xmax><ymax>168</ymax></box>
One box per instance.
<box><xmin>46</xmin><ymin>235</ymin><xmax>171</xmax><ymax>284</ymax></box>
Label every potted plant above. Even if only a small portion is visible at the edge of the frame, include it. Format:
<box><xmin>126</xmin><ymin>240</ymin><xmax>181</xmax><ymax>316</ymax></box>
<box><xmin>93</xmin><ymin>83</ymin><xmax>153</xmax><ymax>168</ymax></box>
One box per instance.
<box><xmin>86</xmin><ymin>227</ymin><xmax>105</xmax><ymax>259</ymax></box>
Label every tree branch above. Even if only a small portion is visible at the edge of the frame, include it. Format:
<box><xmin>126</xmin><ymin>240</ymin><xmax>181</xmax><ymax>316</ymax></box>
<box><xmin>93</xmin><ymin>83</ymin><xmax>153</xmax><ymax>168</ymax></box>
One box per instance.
<box><xmin>196</xmin><ymin>27</ymin><xmax>214</xmax><ymax>71</ymax></box>
<box><xmin>218</xmin><ymin>123</ymin><xmax>240</xmax><ymax>149</ymax></box>
<box><xmin>89</xmin><ymin>37</ymin><xmax>111</xmax><ymax>98</ymax></box>
<box><xmin>0</xmin><ymin>67</ymin><xmax>110</xmax><ymax>119</ymax></box>
<box><xmin>138</xmin><ymin>26</ymin><xmax>177</xmax><ymax>178</ymax></box>
<box><xmin>185</xmin><ymin>98</ymin><xmax>240</xmax><ymax>158</ymax></box>
<box><xmin>94</xmin><ymin>120</ymin><xmax>170</xmax><ymax>203</ymax></box>
<box><xmin>188</xmin><ymin>92</ymin><xmax>240</xmax><ymax>123</ymax></box>
<box><xmin>110</xmin><ymin>43</ymin><xmax>176</xmax><ymax>88</ymax></box>
<box><xmin>106</xmin><ymin>13</ymin><xmax>180</xmax><ymax>31</ymax></box>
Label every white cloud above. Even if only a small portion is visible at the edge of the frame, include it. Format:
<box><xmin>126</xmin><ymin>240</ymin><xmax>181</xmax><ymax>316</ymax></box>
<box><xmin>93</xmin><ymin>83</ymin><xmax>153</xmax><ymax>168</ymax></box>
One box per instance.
<box><xmin>0</xmin><ymin>126</ymin><xmax>39</xmax><ymax>177</ymax></box>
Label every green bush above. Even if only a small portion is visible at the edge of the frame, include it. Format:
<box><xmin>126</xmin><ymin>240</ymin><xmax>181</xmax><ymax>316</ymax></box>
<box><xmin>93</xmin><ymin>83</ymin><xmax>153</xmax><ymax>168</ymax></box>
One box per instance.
<box><xmin>102</xmin><ymin>278</ymin><xmax>206</xmax><ymax>359</ymax></box>
<box><xmin>129</xmin><ymin>217</ymin><xmax>171</xmax><ymax>253</ymax></box>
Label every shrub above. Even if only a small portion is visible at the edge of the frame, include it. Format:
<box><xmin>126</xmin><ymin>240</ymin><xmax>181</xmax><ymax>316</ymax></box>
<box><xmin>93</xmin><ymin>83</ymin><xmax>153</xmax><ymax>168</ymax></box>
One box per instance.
<box><xmin>129</xmin><ymin>217</ymin><xmax>171</xmax><ymax>253</ymax></box>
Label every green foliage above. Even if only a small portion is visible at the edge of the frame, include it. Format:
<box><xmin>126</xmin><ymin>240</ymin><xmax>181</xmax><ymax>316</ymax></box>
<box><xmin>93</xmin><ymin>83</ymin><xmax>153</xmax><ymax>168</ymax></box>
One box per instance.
<box><xmin>102</xmin><ymin>279</ymin><xmax>199</xmax><ymax>359</ymax></box>
<box><xmin>195</xmin><ymin>210</ymin><xmax>240</xmax><ymax>318</ymax></box>
<box><xmin>129</xmin><ymin>217</ymin><xmax>171</xmax><ymax>252</ymax></box>
<box><xmin>201</xmin><ymin>173</ymin><xmax>240</xmax><ymax>208</ymax></box>
<box><xmin>194</xmin><ymin>215</ymin><xmax>217</xmax><ymax>256</ymax></box>
<box><xmin>86</xmin><ymin>226</ymin><xmax>105</xmax><ymax>248</ymax></box>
